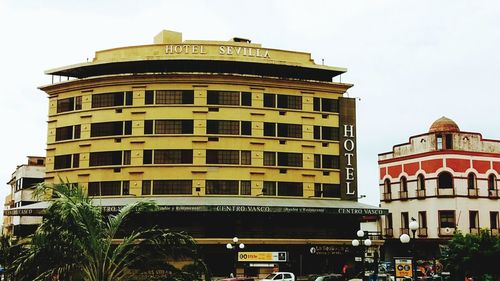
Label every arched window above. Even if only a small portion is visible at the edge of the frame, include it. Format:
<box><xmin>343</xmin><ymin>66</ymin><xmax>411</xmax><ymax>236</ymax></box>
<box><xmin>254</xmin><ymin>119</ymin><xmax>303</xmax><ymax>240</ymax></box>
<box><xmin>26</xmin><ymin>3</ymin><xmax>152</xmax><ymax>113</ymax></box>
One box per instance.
<box><xmin>400</xmin><ymin>176</ymin><xmax>408</xmax><ymax>192</ymax></box>
<box><xmin>417</xmin><ymin>174</ymin><xmax>425</xmax><ymax>191</ymax></box>
<box><xmin>467</xmin><ymin>173</ymin><xmax>477</xmax><ymax>190</ymax></box>
<box><xmin>488</xmin><ymin>174</ymin><xmax>497</xmax><ymax>191</ymax></box>
<box><xmin>384</xmin><ymin>179</ymin><xmax>391</xmax><ymax>193</ymax></box>
<box><xmin>438</xmin><ymin>172</ymin><xmax>453</xmax><ymax>189</ymax></box>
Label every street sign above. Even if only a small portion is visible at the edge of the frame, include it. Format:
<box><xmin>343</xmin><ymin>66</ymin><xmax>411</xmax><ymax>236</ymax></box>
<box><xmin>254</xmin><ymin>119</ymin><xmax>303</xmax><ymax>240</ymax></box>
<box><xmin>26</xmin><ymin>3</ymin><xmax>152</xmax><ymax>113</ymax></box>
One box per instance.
<box><xmin>238</xmin><ymin>252</ymin><xmax>287</xmax><ymax>262</ymax></box>
<box><xmin>394</xmin><ymin>257</ymin><xmax>413</xmax><ymax>279</ymax></box>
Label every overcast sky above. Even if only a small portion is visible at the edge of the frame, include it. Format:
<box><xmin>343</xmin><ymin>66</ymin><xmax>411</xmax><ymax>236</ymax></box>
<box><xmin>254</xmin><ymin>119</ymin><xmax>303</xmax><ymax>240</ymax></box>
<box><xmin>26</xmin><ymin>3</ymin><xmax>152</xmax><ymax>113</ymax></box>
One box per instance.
<box><xmin>0</xmin><ymin>0</ymin><xmax>499</xmax><ymax>213</ymax></box>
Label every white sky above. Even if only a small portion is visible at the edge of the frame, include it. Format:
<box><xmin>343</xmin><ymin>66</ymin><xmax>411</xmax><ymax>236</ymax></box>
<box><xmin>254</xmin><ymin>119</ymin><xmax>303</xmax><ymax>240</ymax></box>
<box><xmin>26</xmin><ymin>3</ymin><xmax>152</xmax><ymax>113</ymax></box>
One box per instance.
<box><xmin>0</xmin><ymin>0</ymin><xmax>499</xmax><ymax>212</ymax></box>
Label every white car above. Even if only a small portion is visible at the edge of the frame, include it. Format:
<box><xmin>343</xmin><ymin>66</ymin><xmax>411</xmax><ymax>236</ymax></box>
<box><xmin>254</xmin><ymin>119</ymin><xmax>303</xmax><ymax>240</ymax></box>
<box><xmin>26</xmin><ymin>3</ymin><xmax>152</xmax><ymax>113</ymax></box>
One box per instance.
<box><xmin>260</xmin><ymin>272</ymin><xmax>295</xmax><ymax>281</ymax></box>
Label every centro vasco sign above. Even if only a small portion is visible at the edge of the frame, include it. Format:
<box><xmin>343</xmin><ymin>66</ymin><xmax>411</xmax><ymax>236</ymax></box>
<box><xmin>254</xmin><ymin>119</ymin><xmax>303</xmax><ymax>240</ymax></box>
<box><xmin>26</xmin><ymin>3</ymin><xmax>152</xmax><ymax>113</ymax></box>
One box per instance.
<box><xmin>238</xmin><ymin>252</ymin><xmax>287</xmax><ymax>262</ymax></box>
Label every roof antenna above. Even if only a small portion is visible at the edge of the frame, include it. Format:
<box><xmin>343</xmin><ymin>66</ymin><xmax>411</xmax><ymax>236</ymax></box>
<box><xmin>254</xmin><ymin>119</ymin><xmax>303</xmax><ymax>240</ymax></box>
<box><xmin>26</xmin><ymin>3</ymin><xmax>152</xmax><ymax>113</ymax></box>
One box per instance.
<box><xmin>321</xmin><ymin>58</ymin><xmax>324</xmax><ymax>65</ymax></box>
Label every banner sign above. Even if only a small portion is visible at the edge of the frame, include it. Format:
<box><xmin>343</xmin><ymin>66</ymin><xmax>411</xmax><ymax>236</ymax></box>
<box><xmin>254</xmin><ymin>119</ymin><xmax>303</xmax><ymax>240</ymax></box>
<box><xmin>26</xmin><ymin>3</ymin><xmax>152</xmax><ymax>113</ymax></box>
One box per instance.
<box><xmin>339</xmin><ymin>97</ymin><xmax>358</xmax><ymax>200</ymax></box>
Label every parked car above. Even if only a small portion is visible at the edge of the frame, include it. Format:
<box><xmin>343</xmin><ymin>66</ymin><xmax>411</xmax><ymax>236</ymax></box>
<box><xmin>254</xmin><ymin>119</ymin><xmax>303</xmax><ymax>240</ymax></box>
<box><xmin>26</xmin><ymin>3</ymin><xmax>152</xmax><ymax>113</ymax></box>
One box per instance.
<box><xmin>219</xmin><ymin>277</ymin><xmax>255</xmax><ymax>281</ymax></box>
<box><xmin>260</xmin><ymin>272</ymin><xmax>295</xmax><ymax>281</ymax></box>
<box><xmin>308</xmin><ymin>273</ymin><xmax>344</xmax><ymax>281</ymax></box>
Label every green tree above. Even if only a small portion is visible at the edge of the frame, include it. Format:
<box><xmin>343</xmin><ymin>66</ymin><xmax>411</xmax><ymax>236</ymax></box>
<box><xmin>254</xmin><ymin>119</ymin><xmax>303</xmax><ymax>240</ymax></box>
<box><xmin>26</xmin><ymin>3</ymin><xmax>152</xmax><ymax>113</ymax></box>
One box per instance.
<box><xmin>12</xmin><ymin>182</ymin><xmax>209</xmax><ymax>281</ymax></box>
<box><xmin>443</xmin><ymin>229</ymin><xmax>500</xmax><ymax>281</ymax></box>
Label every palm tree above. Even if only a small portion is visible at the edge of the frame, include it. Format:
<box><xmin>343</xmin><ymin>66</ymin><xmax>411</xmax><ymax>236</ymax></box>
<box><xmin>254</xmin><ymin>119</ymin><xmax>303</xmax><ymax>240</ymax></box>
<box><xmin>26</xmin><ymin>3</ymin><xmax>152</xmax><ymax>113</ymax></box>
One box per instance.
<box><xmin>12</xmin><ymin>182</ymin><xmax>209</xmax><ymax>281</ymax></box>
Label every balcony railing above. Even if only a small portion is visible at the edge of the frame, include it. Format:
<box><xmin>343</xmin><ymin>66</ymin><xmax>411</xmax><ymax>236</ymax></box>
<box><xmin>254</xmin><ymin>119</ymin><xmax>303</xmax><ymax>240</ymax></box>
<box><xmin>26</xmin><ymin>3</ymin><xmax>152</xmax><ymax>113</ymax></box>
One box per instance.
<box><xmin>488</xmin><ymin>189</ymin><xmax>499</xmax><ymax>198</ymax></box>
<box><xmin>469</xmin><ymin>228</ymin><xmax>480</xmax><ymax>235</ymax></box>
<box><xmin>418</xmin><ymin>227</ymin><xmax>428</xmax><ymax>237</ymax></box>
<box><xmin>399</xmin><ymin>191</ymin><xmax>408</xmax><ymax>200</ymax></box>
<box><xmin>417</xmin><ymin>189</ymin><xmax>426</xmax><ymax>199</ymax></box>
<box><xmin>491</xmin><ymin>228</ymin><xmax>500</xmax><ymax>236</ymax></box>
<box><xmin>383</xmin><ymin>228</ymin><xmax>393</xmax><ymax>237</ymax></box>
<box><xmin>468</xmin><ymin>188</ymin><xmax>478</xmax><ymax>197</ymax></box>
<box><xmin>383</xmin><ymin>193</ymin><xmax>392</xmax><ymax>202</ymax></box>
<box><xmin>400</xmin><ymin>228</ymin><xmax>409</xmax><ymax>235</ymax></box>
<box><xmin>437</xmin><ymin>188</ymin><xmax>455</xmax><ymax>197</ymax></box>
<box><xmin>438</xmin><ymin>227</ymin><xmax>456</xmax><ymax>236</ymax></box>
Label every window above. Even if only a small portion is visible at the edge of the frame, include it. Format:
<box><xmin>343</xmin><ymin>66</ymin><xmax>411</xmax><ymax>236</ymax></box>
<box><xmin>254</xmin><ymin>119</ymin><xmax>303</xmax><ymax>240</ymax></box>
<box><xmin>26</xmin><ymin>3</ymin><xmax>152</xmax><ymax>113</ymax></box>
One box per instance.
<box><xmin>264</xmin><ymin>93</ymin><xmax>302</xmax><ymax>109</ymax></box>
<box><xmin>490</xmin><ymin>212</ymin><xmax>499</xmax><ymax>229</ymax></box>
<box><xmin>314</xmin><ymin>155</ymin><xmax>339</xmax><ymax>169</ymax></box>
<box><xmin>321</xmin><ymin>126</ymin><xmax>339</xmax><ymax>141</ymax></box>
<box><xmin>240</xmin><ymin>181</ymin><xmax>251</xmax><ymax>195</ymax></box>
<box><xmin>469</xmin><ymin>211</ymin><xmax>479</xmax><ymax>229</ymax></box>
<box><xmin>92</xmin><ymin>91</ymin><xmax>132</xmax><ymax>108</ymax></box>
<box><xmin>263</xmin><ymin>181</ymin><xmax>277</xmax><ymax>196</ymax></box>
<box><xmin>154</xmin><ymin>150</ymin><xmax>193</xmax><ymax>164</ymax></box>
<box><xmin>467</xmin><ymin>173</ymin><xmax>477</xmax><ymax>189</ymax></box>
<box><xmin>142</xmin><ymin>180</ymin><xmax>152</xmax><ymax>195</ymax></box>
<box><xmin>145</xmin><ymin>90</ymin><xmax>194</xmax><ymax>104</ymax></box>
<box><xmin>55</xmin><ymin>126</ymin><xmax>74</xmax><ymax>141</ymax></box>
<box><xmin>241</xmin><ymin>151</ymin><xmax>251</xmax><ymax>165</ymax></box>
<box><xmin>263</xmin><ymin>152</ymin><xmax>276</xmax><ymax>166</ymax></box>
<box><xmin>445</xmin><ymin>134</ymin><xmax>453</xmax><ymax>149</ymax></box>
<box><xmin>269</xmin><ymin>123</ymin><xmax>302</xmax><ymax>138</ymax></box>
<box><xmin>278</xmin><ymin>182</ymin><xmax>303</xmax><ymax>196</ymax></box>
<box><xmin>207</xmin><ymin>91</ymin><xmax>251</xmax><ymax>106</ymax></box>
<box><xmin>207</xmin><ymin>120</ymin><xmax>242</xmax><ymax>135</ymax></box>
<box><xmin>384</xmin><ymin>213</ymin><xmax>393</xmax><ymax>236</ymax></box>
<box><xmin>439</xmin><ymin>210</ymin><xmax>456</xmax><ymax>228</ymax></box>
<box><xmin>89</xmin><ymin>151</ymin><xmax>130</xmax><ymax>166</ymax></box>
<box><xmin>206</xmin><ymin>150</ymin><xmax>239</xmax><ymax>164</ymax></box>
<box><xmin>401</xmin><ymin>212</ymin><xmax>409</xmax><ymax>231</ymax></box>
<box><xmin>54</xmin><ymin>154</ymin><xmax>79</xmax><ymax>170</ymax></box>
<box><xmin>418</xmin><ymin>211</ymin><xmax>428</xmax><ymax>236</ymax></box>
<box><xmin>91</xmin><ymin>121</ymin><xmax>132</xmax><ymax>137</ymax></box>
<box><xmin>264</xmin><ymin>122</ymin><xmax>276</xmax><ymax>136</ymax></box>
<box><xmin>417</xmin><ymin>174</ymin><xmax>425</xmax><ymax>190</ymax></box>
<box><xmin>277</xmin><ymin>152</ymin><xmax>302</xmax><ymax>167</ymax></box>
<box><xmin>144</xmin><ymin>120</ymin><xmax>193</xmax><ymax>134</ymax></box>
<box><xmin>488</xmin><ymin>174</ymin><xmax>497</xmax><ymax>190</ymax></box>
<box><xmin>143</xmin><ymin>150</ymin><xmax>153</xmax><ymax>165</ymax></box>
<box><xmin>436</xmin><ymin>135</ymin><xmax>443</xmax><ymax>150</ymax></box>
<box><xmin>400</xmin><ymin>176</ymin><xmax>408</xmax><ymax>192</ymax></box>
<box><xmin>57</xmin><ymin>96</ymin><xmax>82</xmax><ymax>113</ymax></box>
<box><xmin>384</xmin><ymin>179</ymin><xmax>391</xmax><ymax>194</ymax></box>
<box><xmin>314</xmin><ymin>183</ymin><xmax>341</xmax><ymax>198</ymax></box>
<box><xmin>88</xmin><ymin>181</ymin><xmax>128</xmax><ymax>196</ymax></box>
<box><xmin>206</xmin><ymin>180</ymin><xmax>239</xmax><ymax>195</ymax></box>
<box><xmin>438</xmin><ymin>172</ymin><xmax>453</xmax><ymax>188</ymax></box>
<box><xmin>313</xmin><ymin>97</ymin><xmax>339</xmax><ymax>112</ymax></box>
<box><xmin>152</xmin><ymin>180</ymin><xmax>192</xmax><ymax>195</ymax></box>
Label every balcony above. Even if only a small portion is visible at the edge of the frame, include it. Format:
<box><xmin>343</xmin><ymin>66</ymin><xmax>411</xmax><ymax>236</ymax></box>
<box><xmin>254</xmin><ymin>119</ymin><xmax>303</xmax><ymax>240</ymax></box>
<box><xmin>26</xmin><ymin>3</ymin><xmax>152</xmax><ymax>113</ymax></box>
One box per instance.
<box><xmin>383</xmin><ymin>228</ymin><xmax>393</xmax><ymax>237</ymax></box>
<box><xmin>400</xmin><ymin>228</ymin><xmax>409</xmax><ymax>235</ymax></box>
<box><xmin>468</xmin><ymin>188</ymin><xmax>478</xmax><ymax>197</ymax></box>
<box><xmin>488</xmin><ymin>189</ymin><xmax>499</xmax><ymax>198</ymax></box>
<box><xmin>418</xmin><ymin>227</ymin><xmax>428</xmax><ymax>237</ymax></box>
<box><xmin>383</xmin><ymin>192</ymin><xmax>392</xmax><ymax>202</ymax></box>
<box><xmin>438</xmin><ymin>227</ymin><xmax>456</xmax><ymax>236</ymax></box>
<box><xmin>491</xmin><ymin>228</ymin><xmax>499</xmax><ymax>236</ymax></box>
<box><xmin>416</xmin><ymin>189</ymin><xmax>426</xmax><ymax>199</ymax></box>
<box><xmin>399</xmin><ymin>191</ymin><xmax>408</xmax><ymax>200</ymax></box>
<box><xmin>469</xmin><ymin>228</ymin><xmax>480</xmax><ymax>235</ymax></box>
<box><xmin>437</xmin><ymin>187</ymin><xmax>455</xmax><ymax>197</ymax></box>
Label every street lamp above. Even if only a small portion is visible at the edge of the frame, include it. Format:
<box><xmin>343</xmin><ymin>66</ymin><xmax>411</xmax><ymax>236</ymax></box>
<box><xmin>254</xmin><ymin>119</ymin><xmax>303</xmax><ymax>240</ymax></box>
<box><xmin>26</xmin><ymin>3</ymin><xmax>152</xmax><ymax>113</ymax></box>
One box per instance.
<box><xmin>226</xmin><ymin>237</ymin><xmax>245</xmax><ymax>277</ymax></box>
<box><xmin>399</xmin><ymin>219</ymin><xmax>419</xmax><ymax>280</ymax></box>
<box><xmin>352</xmin><ymin>230</ymin><xmax>372</xmax><ymax>280</ymax></box>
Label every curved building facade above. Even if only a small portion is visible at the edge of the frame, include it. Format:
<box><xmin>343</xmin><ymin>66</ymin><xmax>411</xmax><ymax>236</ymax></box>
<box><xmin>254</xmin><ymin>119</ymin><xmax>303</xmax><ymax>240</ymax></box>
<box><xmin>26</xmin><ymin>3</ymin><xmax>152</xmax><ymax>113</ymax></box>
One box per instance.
<box><xmin>34</xmin><ymin>30</ymin><xmax>385</xmax><ymax>277</ymax></box>
<box><xmin>378</xmin><ymin>117</ymin><xmax>500</xmax><ymax>273</ymax></box>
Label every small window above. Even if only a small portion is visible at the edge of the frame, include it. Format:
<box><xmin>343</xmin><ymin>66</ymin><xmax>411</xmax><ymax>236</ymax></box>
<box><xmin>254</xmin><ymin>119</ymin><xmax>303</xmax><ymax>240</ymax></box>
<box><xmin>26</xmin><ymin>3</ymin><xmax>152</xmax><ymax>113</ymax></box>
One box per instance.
<box><xmin>469</xmin><ymin>211</ymin><xmax>479</xmax><ymax>229</ymax></box>
<box><xmin>490</xmin><ymin>212</ymin><xmax>499</xmax><ymax>229</ymax></box>
<box><xmin>436</xmin><ymin>135</ymin><xmax>443</xmax><ymax>150</ymax></box>
<box><xmin>263</xmin><ymin>93</ymin><xmax>275</xmax><ymax>107</ymax></box>
<box><xmin>263</xmin><ymin>122</ymin><xmax>276</xmax><ymax>137</ymax></box>
<box><xmin>417</xmin><ymin>174</ymin><xmax>425</xmax><ymax>190</ymax></box>
<box><xmin>445</xmin><ymin>134</ymin><xmax>453</xmax><ymax>149</ymax></box>
<box><xmin>142</xmin><ymin>180</ymin><xmax>152</xmax><ymax>195</ymax></box>
<box><xmin>439</xmin><ymin>210</ymin><xmax>456</xmax><ymax>228</ymax></box>
<box><xmin>240</xmin><ymin>181</ymin><xmax>251</xmax><ymax>195</ymax></box>
<box><xmin>384</xmin><ymin>179</ymin><xmax>391</xmax><ymax>194</ymax></box>
<box><xmin>467</xmin><ymin>173</ymin><xmax>476</xmax><ymax>190</ymax></box>
<box><xmin>262</xmin><ymin>181</ymin><xmax>277</xmax><ymax>196</ymax></box>
<box><xmin>418</xmin><ymin>211</ymin><xmax>427</xmax><ymax>228</ymax></box>
<box><xmin>438</xmin><ymin>172</ymin><xmax>453</xmax><ymax>189</ymax></box>
<box><xmin>241</xmin><ymin>121</ymin><xmax>252</xmax><ymax>135</ymax></box>
<box><xmin>488</xmin><ymin>174</ymin><xmax>497</xmax><ymax>190</ymax></box>
<box><xmin>400</xmin><ymin>176</ymin><xmax>408</xmax><ymax>192</ymax></box>
<box><xmin>401</xmin><ymin>212</ymin><xmax>409</xmax><ymax>229</ymax></box>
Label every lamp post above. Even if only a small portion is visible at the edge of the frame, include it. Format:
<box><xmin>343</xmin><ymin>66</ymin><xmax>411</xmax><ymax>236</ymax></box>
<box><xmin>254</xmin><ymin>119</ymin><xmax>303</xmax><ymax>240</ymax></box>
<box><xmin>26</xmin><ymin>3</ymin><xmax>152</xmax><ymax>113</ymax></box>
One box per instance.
<box><xmin>352</xmin><ymin>229</ymin><xmax>372</xmax><ymax>281</ymax></box>
<box><xmin>400</xmin><ymin>219</ymin><xmax>419</xmax><ymax>280</ymax></box>
<box><xmin>226</xmin><ymin>237</ymin><xmax>245</xmax><ymax>277</ymax></box>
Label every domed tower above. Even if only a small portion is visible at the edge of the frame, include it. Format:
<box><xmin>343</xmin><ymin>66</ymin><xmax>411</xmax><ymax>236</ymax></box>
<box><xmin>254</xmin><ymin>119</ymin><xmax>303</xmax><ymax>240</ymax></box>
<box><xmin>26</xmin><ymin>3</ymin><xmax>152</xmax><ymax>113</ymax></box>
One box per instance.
<box><xmin>429</xmin><ymin>116</ymin><xmax>460</xmax><ymax>150</ymax></box>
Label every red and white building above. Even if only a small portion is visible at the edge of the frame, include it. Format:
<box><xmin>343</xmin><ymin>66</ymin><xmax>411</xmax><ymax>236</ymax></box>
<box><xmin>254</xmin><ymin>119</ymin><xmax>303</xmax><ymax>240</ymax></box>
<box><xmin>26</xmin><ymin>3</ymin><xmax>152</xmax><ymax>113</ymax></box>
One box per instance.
<box><xmin>378</xmin><ymin>117</ymin><xmax>499</xmax><ymax>259</ymax></box>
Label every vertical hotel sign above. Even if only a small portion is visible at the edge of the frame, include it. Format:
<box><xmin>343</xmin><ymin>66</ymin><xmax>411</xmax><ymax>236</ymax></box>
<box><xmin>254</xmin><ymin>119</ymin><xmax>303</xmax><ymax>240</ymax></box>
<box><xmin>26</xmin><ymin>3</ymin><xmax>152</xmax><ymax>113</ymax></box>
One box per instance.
<box><xmin>339</xmin><ymin>97</ymin><xmax>357</xmax><ymax>200</ymax></box>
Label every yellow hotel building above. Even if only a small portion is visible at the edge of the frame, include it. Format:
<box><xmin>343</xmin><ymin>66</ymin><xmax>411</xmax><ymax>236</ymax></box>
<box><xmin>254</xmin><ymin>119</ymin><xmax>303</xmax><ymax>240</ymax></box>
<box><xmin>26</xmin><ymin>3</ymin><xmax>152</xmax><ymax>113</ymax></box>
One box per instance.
<box><xmin>19</xmin><ymin>30</ymin><xmax>386</xmax><ymax>276</ymax></box>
